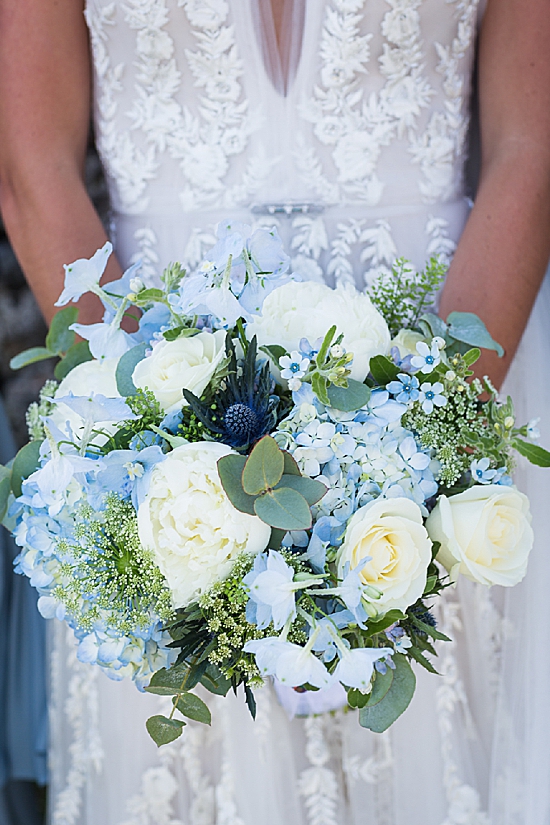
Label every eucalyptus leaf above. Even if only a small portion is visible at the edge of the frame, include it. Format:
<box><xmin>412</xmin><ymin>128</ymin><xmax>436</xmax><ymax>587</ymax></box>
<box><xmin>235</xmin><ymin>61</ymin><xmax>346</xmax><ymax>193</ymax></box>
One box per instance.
<box><xmin>359</xmin><ymin>654</ymin><xmax>416</xmax><ymax>733</ymax></box>
<box><xmin>254</xmin><ymin>487</ymin><xmax>312</xmax><ymax>530</ymax></box>
<box><xmin>9</xmin><ymin>347</ymin><xmax>55</xmax><ymax>371</ymax></box>
<box><xmin>446</xmin><ymin>311</ymin><xmax>504</xmax><ymax>357</ymax></box>
<box><xmin>46</xmin><ymin>306</ymin><xmax>79</xmax><ymax>354</ymax></box>
<box><xmin>363</xmin><ymin>667</ymin><xmax>394</xmax><ymax>708</ymax></box>
<box><xmin>327</xmin><ymin>379</ymin><xmax>371</xmax><ymax>412</ymax></box>
<box><xmin>268</xmin><ymin>528</ymin><xmax>286</xmax><ymax>550</ymax></box>
<box><xmin>513</xmin><ymin>438</ymin><xmax>550</xmax><ymax>467</ymax></box>
<box><xmin>173</xmin><ymin>692</ymin><xmax>212</xmax><ymax>725</ymax></box>
<box><xmin>347</xmin><ymin>688</ymin><xmax>371</xmax><ymax>709</ymax></box>
<box><xmin>419</xmin><ymin>312</ymin><xmax>448</xmax><ymax>340</ymax></box>
<box><xmin>274</xmin><ymin>474</ymin><xmax>326</xmax><ymax>506</ymax></box>
<box><xmin>11</xmin><ymin>440</ymin><xmax>43</xmax><ymax>498</ymax></box>
<box><xmin>282</xmin><ymin>451</ymin><xmax>301</xmax><ymax>476</ymax></box>
<box><xmin>0</xmin><ymin>465</ymin><xmax>11</xmax><ymax>522</ymax></box>
<box><xmin>54</xmin><ymin>340</ymin><xmax>93</xmax><ymax>380</ymax></box>
<box><xmin>242</xmin><ymin>435</ymin><xmax>284</xmax><ymax>496</ymax></box>
<box><xmin>144</xmin><ymin>664</ymin><xmax>189</xmax><ymax>696</ymax></box>
<box><xmin>116</xmin><ymin>342</ymin><xmax>149</xmax><ymax>397</ymax></box>
<box><xmin>217</xmin><ymin>454</ymin><xmax>257</xmax><ymax>515</ymax></box>
<box><xmin>369</xmin><ymin>355</ymin><xmax>400</xmax><ymax>386</ymax></box>
<box><xmin>146</xmin><ymin>715</ymin><xmax>185</xmax><ymax>747</ymax></box>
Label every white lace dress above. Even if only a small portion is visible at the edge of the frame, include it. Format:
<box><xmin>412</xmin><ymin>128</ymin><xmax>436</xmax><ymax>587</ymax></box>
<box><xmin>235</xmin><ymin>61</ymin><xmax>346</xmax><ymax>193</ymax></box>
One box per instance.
<box><xmin>48</xmin><ymin>2</ymin><xmax>550</xmax><ymax>824</ymax></box>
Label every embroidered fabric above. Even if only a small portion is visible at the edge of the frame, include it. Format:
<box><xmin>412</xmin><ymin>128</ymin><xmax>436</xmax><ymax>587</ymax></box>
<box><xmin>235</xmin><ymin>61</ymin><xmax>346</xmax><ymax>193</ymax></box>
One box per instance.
<box><xmin>46</xmin><ymin>1</ymin><xmax>550</xmax><ymax>822</ymax></box>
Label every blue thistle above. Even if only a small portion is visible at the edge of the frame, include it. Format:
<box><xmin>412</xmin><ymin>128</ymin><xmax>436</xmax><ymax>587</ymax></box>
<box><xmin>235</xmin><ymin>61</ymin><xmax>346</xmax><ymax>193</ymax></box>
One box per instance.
<box><xmin>182</xmin><ymin>334</ymin><xmax>280</xmax><ymax>451</ymax></box>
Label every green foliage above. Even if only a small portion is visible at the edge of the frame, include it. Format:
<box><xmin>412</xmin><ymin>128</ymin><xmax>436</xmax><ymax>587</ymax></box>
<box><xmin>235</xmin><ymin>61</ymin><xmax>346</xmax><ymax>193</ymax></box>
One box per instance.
<box><xmin>359</xmin><ymin>654</ymin><xmax>416</xmax><ymax>732</ymax></box>
<box><xmin>0</xmin><ymin>465</ymin><xmax>11</xmax><ymax>523</ymax></box>
<box><xmin>10</xmin><ymin>307</ymin><xmax>90</xmax><ymax>379</ymax></box>
<box><xmin>445</xmin><ymin>311</ymin><xmax>504</xmax><ymax>357</ymax></box>
<box><xmin>11</xmin><ymin>440</ymin><xmax>43</xmax><ymax>498</ymax></box>
<box><xmin>116</xmin><ymin>343</ymin><xmax>149</xmax><ymax>397</ymax></box>
<box><xmin>218</xmin><ymin>436</ymin><xmax>326</xmax><ymax>531</ymax></box>
<box><xmin>46</xmin><ymin>306</ymin><xmax>78</xmax><ymax>354</ymax></box>
<box><xmin>25</xmin><ymin>380</ymin><xmax>58</xmax><ymax>441</ymax></box>
<box><xmin>107</xmin><ymin>388</ymin><xmax>163</xmax><ymax>451</ymax></box>
<box><xmin>9</xmin><ymin>347</ymin><xmax>56</xmax><ymax>371</ymax></box>
<box><xmin>173</xmin><ymin>692</ymin><xmax>212</xmax><ymax>725</ymax></box>
<box><xmin>326</xmin><ymin>379</ymin><xmax>371</xmax><ymax>411</ymax></box>
<box><xmin>513</xmin><ymin>438</ymin><xmax>550</xmax><ymax>467</ymax></box>
<box><xmin>54</xmin><ymin>341</ymin><xmax>93</xmax><ymax>380</ymax></box>
<box><xmin>369</xmin><ymin>355</ymin><xmax>400</xmax><ymax>386</ymax></box>
<box><xmin>146</xmin><ymin>715</ymin><xmax>185</xmax><ymax>747</ymax></box>
<box><xmin>368</xmin><ymin>257</ymin><xmax>447</xmax><ymax>338</ymax></box>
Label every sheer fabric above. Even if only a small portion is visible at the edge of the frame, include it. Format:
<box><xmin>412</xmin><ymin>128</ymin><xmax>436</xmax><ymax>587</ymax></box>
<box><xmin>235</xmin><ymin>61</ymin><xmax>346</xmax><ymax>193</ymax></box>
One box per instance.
<box><xmin>47</xmin><ymin>2</ymin><xmax>550</xmax><ymax>823</ymax></box>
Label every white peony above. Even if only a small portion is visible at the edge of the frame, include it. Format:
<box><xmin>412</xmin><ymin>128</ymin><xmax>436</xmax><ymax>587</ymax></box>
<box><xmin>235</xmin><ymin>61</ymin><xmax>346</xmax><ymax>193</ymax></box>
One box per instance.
<box><xmin>50</xmin><ymin>358</ymin><xmax>120</xmax><ymax>442</ymax></box>
<box><xmin>137</xmin><ymin>442</ymin><xmax>271</xmax><ymax>608</ymax></box>
<box><xmin>132</xmin><ymin>329</ymin><xmax>226</xmax><ymax>413</ymax></box>
<box><xmin>426</xmin><ymin>485</ymin><xmax>533</xmax><ymax>587</ymax></box>
<box><xmin>337</xmin><ymin>497</ymin><xmax>432</xmax><ymax>614</ymax></box>
<box><xmin>246</xmin><ymin>281</ymin><xmax>390</xmax><ymax>383</ymax></box>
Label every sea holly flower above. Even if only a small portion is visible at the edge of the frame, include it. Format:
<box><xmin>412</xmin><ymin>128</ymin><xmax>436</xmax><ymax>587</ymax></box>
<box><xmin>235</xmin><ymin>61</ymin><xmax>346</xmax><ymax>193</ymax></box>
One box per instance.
<box><xmin>279</xmin><ymin>351</ymin><xmax>310</xmax><ymax>381</ymax></box>
<box><xmin>55</xmin><ymin>242</ymin><xmax>113</xmax><ymax>306</ymax></box>
<box><xmin>411</xmin><ymin>340</ymin><xmax>442</xmax><ymax>374</ymax></box>
<box><xmin>387</xmin><ymin>373</ymin><xmax>420</xmax><ymax>405</ymax></box>
<box><xmin>418</xmin><ymin>382</ymin><xmax>447</xmax><ymax>414</ymax></box>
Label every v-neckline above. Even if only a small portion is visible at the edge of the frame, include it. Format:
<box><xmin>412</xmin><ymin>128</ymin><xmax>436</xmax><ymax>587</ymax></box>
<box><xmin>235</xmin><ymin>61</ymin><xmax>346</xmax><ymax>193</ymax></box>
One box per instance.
<box><xmin>252</xmin><ymin>0</ymin><xmax>306</xmax><ymax>97</ymax></box>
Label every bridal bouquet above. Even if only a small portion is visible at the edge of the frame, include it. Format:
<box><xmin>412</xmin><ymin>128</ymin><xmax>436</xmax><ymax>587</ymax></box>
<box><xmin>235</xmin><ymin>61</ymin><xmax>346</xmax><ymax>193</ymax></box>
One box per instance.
<box><xmin>2</xmin><ymin>221</ymin><xmax>548</xmax><ymax>746</ymax></box>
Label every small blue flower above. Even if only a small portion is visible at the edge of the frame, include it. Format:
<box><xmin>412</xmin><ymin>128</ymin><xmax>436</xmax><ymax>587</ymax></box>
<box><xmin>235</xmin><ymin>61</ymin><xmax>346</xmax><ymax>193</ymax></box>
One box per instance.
<box><xmin>299</xmin><ymin>337</ymin><xmax>323</xmax><ymax>359</ymax></box>
<box><xmin>279</xmin><ymin>351</ymin><xmax>310</xmax><ymax>381</ymax></box>
<box><xmin>387</xmin><ymin>373</ymin><xmax>420</xmax><ymax>404</ymax></box>
<box><xmin>470</xmin><ymin>457</ymin><xmax>499</xmax><ymax>484</ymax></box>
<box><xmin>418</xmin><ymin>382</ymin><xmax>447</xmax><ymax>414</ymax></box>
<box><xmin>411</xmin><ymin>340</ymin><xmax>442</xmax><ymax>374</ymax></box>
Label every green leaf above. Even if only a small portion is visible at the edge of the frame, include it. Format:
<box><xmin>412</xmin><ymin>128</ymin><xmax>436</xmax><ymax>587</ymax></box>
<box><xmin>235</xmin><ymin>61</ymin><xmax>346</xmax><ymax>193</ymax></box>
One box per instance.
<box><xmin>173</xmin><ymin>692</ymin><xmax>212</xmax><ymax>725</ymax></box>
<box><xmin>54</xmin><ymin>340</ymin><xmax>93</xmax><ymax>380</ymax></box>
<box><xmin>327</xmin><ymin>379</ymin><xmax>371</xmax><ymax>411</ymax></box>
<box><xmin>446</xmin><ymin>311</ymin><xmax>504</xmax><ymax>357</ymax></box>
<box><xmin>163</xmin><ymin>326</ymin><xmax>199</xmax><ymax>341</ymax></box>
<box><xmin>0</xmin><ymin>465</ymin><xmax>12</xmax><ymax>522</ymax></box>
<box><xmin>512</xmin><ymin>438</ymin><xmax>550</xmax><ymax>468</ymax></box>
<box><xmin>217</xmin><ymin>454</ymin><xmax>257</xmax><ymax>515</ymax></box>
<box><xmin>363</xmin><ymin>667</ymin><xmax>394</xmax><ymax>708</ymax></box>
<box><xmin>316</xmin><ymin>325</ymin><xmax>337</xmax><ymax>365</ymax></box>
<box><xmin>200</xmin><ymin>664</ymin><xmax>231</xmax><ymax>696</ymax></box>
<box><xmin>282</xmin><ymin>451</ymin><xmax>301</xmax><ymax>476</ymax></box>
<box><xmin>369</xmin><ymin>355</ymin><xmax>400</xmax><ymax>386</ymax></box>
<box><xmin>409</xmin><ymin>615</ymin><xmax>451</xmax><ymax>642</ymax></box>
<box><xmin>115</xmin><ymin>342</ymin><xmax>149</xmax><ymax>397</ymax></box>
<box><xmin>9</xmin><ymin>347</ymin><xmax>56</xmax><ymax>371</ymax></box>
<box><xmin>274</xmin><ymin>474</ymin><xmax>327</xmax><ymax>506</ymax></box>
<box><xmin>419</xmin><ymin>312</ymin><xmax>448</xmax><ymax>340</ymax></box>
<box><xmin>46</xmin><ymin>306</ymin><xmax>78</xmax><ymax>354</ymax></box>
<box><xmin>311</xmin><ymin>372</ymin><xmax>330</xmax><ymax>406</ymax></box>
<box><xmin>133</xmin><ymin>287</ymin><xmax>165</xmax><ymax>304</ymax></box>
<box><xmin>268</xmin><ymin>528</ymin><xmax>285</xmax><ymax>550</ymax></box>
<box><xmin>407</xmin><ymin>646</ymin><xmax>438</xmax><ymax>674</ymax></box>
<box><xmin>365</xmin><ymin>610</ymin><xmax>405</xmax><ymax>635</ymax></box>
<box><xmin>254</xmin><ymin>487</ymin><xmax>312</xmax><ymax>530</ymax></box>
<box><xmin>242</xmin><ymin>435</ymin><xmax>284</xmax><ymax>495</ymax></box>
<box><xmin>149</xmin><ymin>425</ymin><xmax>188</xmax><ymax>449</ymax></box>
<box><xmin>144</xmin><ymin>664</ymin><xmax>189</xmax><ymax>696</ymax></box>
<box><xmin>259</xmin><ymin>344</ymin><xmax>287</xmax><ymax>365</ymax></box>
<box><xmin>462</xmin><ymin>347</ymin><xmax>481</xmax><ymax>367</ymax></box>
<box><xmin>347</xmin><ymin>688</ymin><xmax>371</xmax><ymax>709</ymax></box>
<box><xmin>359</xmin><ymin>654</ymin><xmax>416</xmax><ymax>733</ymax></box>
<box><xmin>245</xmin><ymin>683</ymin><xmax>257</xmax><ymax>719</ymax></box>
<box><xmin>11</xmin><ymin>440</ymin><xmax>43</xmax><ymax>498</ymax></box>
<box><xmin>423</xmin><ymin>575</ymin><xmax>438</xmax><ymax>595</ymax></box>
<box><xmin>146</xmin><ymin>715</ymin><xmax>185</xmax><ymax>747</ymax></box>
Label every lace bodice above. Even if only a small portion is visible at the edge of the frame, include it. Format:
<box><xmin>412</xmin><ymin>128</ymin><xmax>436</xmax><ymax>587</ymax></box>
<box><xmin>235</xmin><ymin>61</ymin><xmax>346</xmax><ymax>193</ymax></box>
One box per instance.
<box><xmin>85</xmin><ymin>0</ymin><xmax>483</xmax><ymax>287</ymax></box>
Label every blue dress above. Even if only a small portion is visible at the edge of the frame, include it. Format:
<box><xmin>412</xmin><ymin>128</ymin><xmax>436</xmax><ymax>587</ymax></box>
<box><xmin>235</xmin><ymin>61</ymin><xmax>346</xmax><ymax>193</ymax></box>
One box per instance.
<box><xmin>0</xmin><ymin>396</ymin><xmax>47</xmax><ymax>790</ymax></box>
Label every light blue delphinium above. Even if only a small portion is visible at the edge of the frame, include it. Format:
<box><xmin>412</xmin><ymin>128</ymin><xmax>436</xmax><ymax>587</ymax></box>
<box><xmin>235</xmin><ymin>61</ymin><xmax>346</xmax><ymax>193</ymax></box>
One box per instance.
<box><xmin>55</xmin><ymin>242</ymin><xmax>113</xmax><ymax>306</ymax></box>
<box><xmin>310</xmin><ymin>611</ymin><xmax>355</xmax><ymax>662</ymax></box>
<box><xmin>410</xmin><ymin>339</ymin><xmax>443</xmax><ymax>374</ymax></box>
<box><xmin>244</xmin><ymin>633</ymin><xmax>334</xmax><ymax>689</ymax></box>
<box><xmin>418</xmin><ymin>382</ymin><xmax>447</xmax><ymax>414</ymax></box>
<box><xmin>387</xmin><ymin>373</ymin><xmax>420</xmax><ymax>405</ymax></box>
<box><xmin>333</xmin><ymin>645</ymin><xmax>393</xmax><ymax>691</ymax></box>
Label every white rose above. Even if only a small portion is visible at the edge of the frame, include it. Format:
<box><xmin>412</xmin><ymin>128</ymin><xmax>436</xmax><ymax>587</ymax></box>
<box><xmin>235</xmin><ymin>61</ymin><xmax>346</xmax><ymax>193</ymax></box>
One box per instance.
<box><xmin>50</xmin><ymin>358</ymin><xmax>120</xmax><ymax>442</ymax></box>
<box><xmin>337</xmin><ymin>497</ymin><xmax>432</xmax><ymax>614</ymax></box>
<box><xmin>426</xmin><ymin>485</ymin><xmax>533</xmax><ymax>587</ymax></box>
<box><xmin>132</xmin><ymin>329</ymin><xmax>226</xmax><ymax>413</ymax></box>
<box><xmin>390</xmin><ymin>329</ymin><xmax>427</xmax><ymax>358</ymax></box>
<box><xmin>246</xmin><ymin>282</ymin><xmax>390</xmax><ymax>383</ymax></box>
<box><xmin>137</xmin><ymin>442</ymin><xmax>271</xmax><ymax>608</ymax></box>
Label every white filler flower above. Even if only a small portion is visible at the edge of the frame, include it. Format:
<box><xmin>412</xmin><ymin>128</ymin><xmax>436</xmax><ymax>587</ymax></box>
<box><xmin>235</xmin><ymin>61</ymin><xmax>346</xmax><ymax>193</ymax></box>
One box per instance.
<box><xmin>427</xmin><ymin>485</ymin><xmax>533</xmax><ymax>587</ymax></box>
<box><xmin>137</xmin><ymin>442</ymin><xmax>271</xmax><ymax>608</ymax></box>
<box><xmin>246</xmin><ymin>281</ymin><xmax>390</xmax><ymax>383</ymax></box>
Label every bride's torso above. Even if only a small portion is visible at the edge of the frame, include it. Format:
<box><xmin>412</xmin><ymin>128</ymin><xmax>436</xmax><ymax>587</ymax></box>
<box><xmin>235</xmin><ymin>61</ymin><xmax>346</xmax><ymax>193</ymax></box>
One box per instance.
<box><xmin>85</xmin><ymin>0</ymin><xmax>483</xmax><ymax>284</ymax></box>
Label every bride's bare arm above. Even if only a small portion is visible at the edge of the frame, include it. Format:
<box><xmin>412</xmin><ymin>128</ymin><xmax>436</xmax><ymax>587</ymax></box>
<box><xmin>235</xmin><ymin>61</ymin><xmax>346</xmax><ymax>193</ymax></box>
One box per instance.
<box><xmin>0</xmin><ymin>0</ymin><xmax>122</xmax><ymax>326</ymax></box>
<box><xmin>439</xmin><ymin>0</ymin><xmax>550</xmax><ymax>388</ymax></box>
